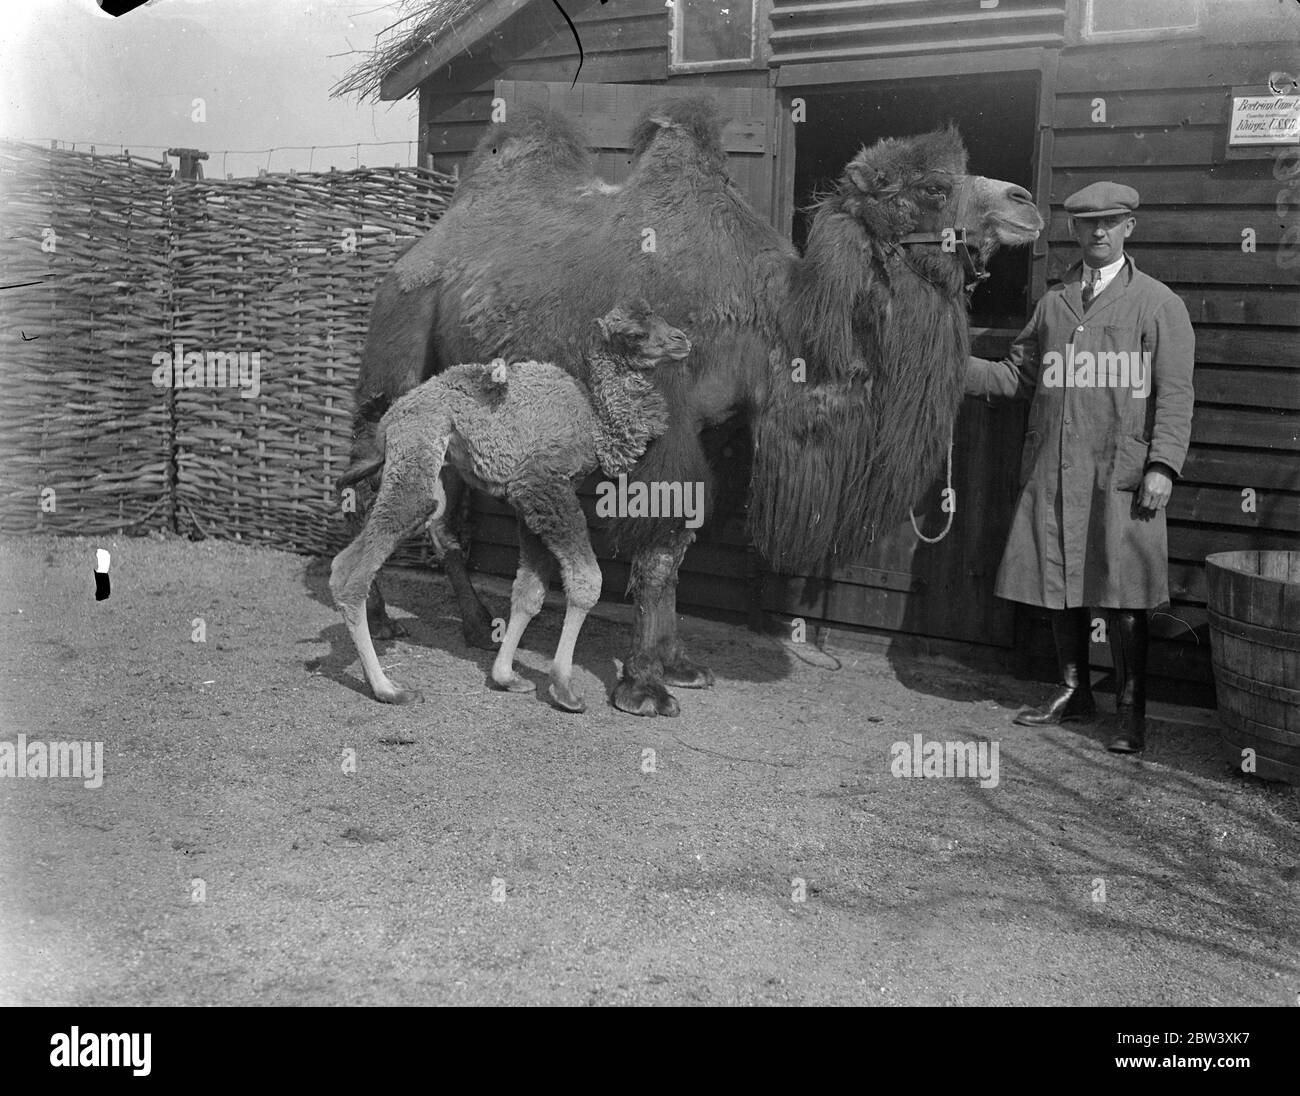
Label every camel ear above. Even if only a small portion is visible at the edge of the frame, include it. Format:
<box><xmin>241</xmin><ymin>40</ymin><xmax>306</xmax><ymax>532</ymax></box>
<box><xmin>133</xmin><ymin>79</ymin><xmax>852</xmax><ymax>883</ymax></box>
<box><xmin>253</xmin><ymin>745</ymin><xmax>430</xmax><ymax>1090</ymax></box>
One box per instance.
<box><xmin>848</xmin><ymin>161</ymin><xmax>884</xmax><ymax>196</ymax></box>
<box><xmin>595</xmin><ymin>316</ymin><xmax>611</xmax><ymax>342</ymax></box>
<box><xmin>599</xmin><ymin>309</ymin><xmax>644</xmax><ymax>351</ymax></box>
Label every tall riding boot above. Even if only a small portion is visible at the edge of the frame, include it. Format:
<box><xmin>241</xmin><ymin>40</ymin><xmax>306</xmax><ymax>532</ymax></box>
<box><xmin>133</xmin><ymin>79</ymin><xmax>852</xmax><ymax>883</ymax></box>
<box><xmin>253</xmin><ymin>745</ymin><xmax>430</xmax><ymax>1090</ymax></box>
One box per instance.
<box><xmin>1107</xmin><ymin>609</ymin><xmax>1149</xmax><ymax>753</ymax></box>
<box><xmin>1015</xmin><ymin>607</ymin><xmax>1096</xmax><ymax>726</ymax></box>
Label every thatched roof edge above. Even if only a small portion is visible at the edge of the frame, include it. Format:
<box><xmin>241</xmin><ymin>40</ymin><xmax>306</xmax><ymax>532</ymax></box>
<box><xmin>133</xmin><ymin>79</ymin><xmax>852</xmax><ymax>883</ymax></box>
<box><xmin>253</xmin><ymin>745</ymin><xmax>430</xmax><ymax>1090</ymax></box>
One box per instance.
<box><xmin>332</xmin><ymin>0</ymin><xmax>514</xmax><ymax>103</ymax></box>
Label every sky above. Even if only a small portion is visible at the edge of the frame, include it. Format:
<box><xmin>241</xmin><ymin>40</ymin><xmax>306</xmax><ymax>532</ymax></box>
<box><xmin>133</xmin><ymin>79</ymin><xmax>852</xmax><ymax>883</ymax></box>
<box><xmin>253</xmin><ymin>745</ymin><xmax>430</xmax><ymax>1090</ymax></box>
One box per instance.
<box><xmin>0</xmin><ymin>0</ymin><xmax>424</xmax><ymax>177</ymax></box>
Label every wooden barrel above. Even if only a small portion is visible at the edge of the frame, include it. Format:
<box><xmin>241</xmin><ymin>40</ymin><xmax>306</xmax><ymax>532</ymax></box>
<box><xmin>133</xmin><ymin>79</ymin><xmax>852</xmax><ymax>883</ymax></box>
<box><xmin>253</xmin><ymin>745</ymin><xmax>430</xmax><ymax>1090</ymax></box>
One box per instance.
<box><xmin>1205</xmin><ymin>551</ymin><xmax>1300</xmax><ymax>784</ymax></box>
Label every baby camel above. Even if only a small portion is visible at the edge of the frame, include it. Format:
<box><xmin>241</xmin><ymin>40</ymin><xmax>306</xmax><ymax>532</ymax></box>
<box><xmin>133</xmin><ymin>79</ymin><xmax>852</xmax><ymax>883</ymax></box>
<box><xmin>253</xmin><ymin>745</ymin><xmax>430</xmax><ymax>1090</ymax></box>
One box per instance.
<box><xmin>331</xmin><ymin>301</ymin><xmax>691</xmax><ymax>712</ymax></box>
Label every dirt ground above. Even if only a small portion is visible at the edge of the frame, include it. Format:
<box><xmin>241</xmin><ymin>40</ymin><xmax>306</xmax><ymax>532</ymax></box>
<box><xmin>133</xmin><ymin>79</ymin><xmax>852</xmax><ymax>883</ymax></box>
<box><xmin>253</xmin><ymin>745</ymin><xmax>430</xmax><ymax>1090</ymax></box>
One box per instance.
<box><xmin>0</xmin><ymin>532</ymin><xmax>1296</xmax><ymax>1006</ymax></box>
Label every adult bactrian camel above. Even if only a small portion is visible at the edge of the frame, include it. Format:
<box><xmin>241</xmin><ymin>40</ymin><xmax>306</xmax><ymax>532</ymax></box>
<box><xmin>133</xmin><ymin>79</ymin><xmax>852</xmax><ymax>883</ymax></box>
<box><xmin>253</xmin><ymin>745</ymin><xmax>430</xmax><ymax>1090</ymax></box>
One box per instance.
<box><xmin>349</xmin><ymin>96</ymin><xmax>1042</xmax><ymax>717</ymax></box>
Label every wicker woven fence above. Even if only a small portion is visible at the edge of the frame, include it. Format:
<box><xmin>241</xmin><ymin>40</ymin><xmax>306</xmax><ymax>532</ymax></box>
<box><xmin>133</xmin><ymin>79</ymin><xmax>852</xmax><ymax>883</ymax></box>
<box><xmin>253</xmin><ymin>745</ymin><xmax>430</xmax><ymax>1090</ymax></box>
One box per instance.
<box><xmin>0</xmin><ymin>140</ymin><xmax>456</xmax><ymax>560</ymax></box>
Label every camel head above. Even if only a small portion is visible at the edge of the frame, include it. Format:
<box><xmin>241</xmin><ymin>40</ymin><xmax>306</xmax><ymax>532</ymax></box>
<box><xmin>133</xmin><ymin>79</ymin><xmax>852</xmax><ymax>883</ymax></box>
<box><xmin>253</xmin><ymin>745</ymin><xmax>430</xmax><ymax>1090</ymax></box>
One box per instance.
<box><xmin>840</xmin><ymin>126</ymin><xmax>1043</xmax><ymax>271</ymax></box>
<box><xmin>595</xmin><ymin>300</ymin><xmax>692</xmax><ymax>368</ymax></box>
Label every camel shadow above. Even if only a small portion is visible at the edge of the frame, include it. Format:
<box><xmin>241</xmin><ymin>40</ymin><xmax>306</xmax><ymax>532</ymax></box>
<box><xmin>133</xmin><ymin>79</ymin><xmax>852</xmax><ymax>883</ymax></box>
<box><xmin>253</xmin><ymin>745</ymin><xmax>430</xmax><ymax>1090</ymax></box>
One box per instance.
<box><xmin>302</xmin><ymin>557</ymin><xmax>521</xmax><ymax>699</ymax></box>
<box><xmin>300</xmin><ymin>555</ymin><xmax>790</xmax><ymax>709</ymax></box>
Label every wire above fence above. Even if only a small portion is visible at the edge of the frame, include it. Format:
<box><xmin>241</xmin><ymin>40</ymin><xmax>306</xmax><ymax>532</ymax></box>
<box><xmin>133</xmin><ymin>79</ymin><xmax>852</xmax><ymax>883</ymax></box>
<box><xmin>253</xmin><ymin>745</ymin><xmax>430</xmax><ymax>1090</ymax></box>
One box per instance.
<box><xmin>7</xmin><ymin>138</ymin><xmax>428</xmax><ymax>178</ymax></box>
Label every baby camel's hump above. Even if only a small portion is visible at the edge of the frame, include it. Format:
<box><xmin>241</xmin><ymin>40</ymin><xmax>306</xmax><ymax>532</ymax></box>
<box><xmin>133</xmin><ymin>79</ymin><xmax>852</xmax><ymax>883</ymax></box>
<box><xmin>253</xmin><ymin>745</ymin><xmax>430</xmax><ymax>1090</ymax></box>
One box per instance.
<box><xmin>443</xmin><ymin>360</ymin><xmax>599</xmax><ymax>488</ymax></box>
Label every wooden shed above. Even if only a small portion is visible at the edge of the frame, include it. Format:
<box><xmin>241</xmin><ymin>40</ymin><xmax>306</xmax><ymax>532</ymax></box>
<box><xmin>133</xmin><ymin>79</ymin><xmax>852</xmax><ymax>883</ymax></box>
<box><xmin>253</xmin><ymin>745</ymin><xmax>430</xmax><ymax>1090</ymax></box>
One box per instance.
<box><xmin>361</xmin><ymin>0</ymin><xmax>1300</xmax><ymax>703</ymax></box>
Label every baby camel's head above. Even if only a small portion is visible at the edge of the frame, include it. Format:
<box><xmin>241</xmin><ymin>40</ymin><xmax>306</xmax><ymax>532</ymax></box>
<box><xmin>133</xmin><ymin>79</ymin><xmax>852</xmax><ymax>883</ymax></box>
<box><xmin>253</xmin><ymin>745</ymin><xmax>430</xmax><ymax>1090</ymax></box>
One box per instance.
<box><xmin>594</xmin><ymin>300</ymin><xmax>691</xmax><ymax>368</ymax></box>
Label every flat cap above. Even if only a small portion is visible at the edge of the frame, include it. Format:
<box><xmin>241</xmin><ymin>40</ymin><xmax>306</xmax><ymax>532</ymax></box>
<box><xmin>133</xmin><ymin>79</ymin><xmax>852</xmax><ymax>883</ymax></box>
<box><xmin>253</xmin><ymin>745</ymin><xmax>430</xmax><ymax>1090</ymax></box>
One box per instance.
<box><xmin>1064</xmin><ymin>181</ymin><xmax>1139</xmax><ymax>218</ymax></box>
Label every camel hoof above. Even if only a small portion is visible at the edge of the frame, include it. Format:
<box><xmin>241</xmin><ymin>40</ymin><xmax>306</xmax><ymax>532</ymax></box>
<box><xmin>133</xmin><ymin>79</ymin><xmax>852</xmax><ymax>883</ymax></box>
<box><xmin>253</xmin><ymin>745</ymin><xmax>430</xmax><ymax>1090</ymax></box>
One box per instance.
<box><xmin>490</xmin><ymin>671</ymin><xmax>536</xmax><ymax>694</ymax></box>
<box><xmin>547</xmin><ymin>681</ymin><xmax>586</xmax><ymax>714</ymax></box>
<box><xmin>612</xmin><ymin>678</ymin><xmax>680</xmax><ymax>718</ymax></box>
<box><xmin>369</xmin><ymin>615</ymin><xmax>407</xmax><ymax>641</ymax></box>
<box><xmin>376</xmin><ymin>685</ymin><xmax>424</xmax><ymax>705</ymax></box>
<box><xmin>663</xmin><ymin>658</ymin><xmax>715</xmax><ymax>689</ymax></box>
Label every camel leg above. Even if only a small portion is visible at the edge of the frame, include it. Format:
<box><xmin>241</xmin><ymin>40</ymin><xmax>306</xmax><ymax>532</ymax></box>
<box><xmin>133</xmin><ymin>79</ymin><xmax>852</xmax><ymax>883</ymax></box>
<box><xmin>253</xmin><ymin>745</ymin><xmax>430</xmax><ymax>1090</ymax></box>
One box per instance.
<box><xmin>547</xmin><ymin>601</ymin><xmax>594</xmax><ymax>714</ymax></box>
<box><xmin>613</xmin><ymin>529</ymin><xmax>708</xmax><ymax>717</ymax></box>
<box><xmin>436</xmin><ymin>467</ymin><xmax>497</xmax><ymax>650</ymax></box>
<box><xmin>345</xmin><ymin>467</ymin><xmax>408</xmax><ymax>641</ymax></box>
<box><xmin>363</xmin><ymin>584</ymin><xmax>406</xmax><ymax>640</ymax></box>
<box><xmin>330</xmin><ymin>448</ymin><xmax>445</xmax><ymax>705</ymax></box>
<box><xmin>659</xmin><ymin>531</ymin><xmax>715</xmax><ymax>689</ymax></box>
<box><xmin>332</xmin><ymin>532</ymin><xmax>424</xmax><ymax>706</ymax></box>
<box><xmin>345</xmin><ymin>412</ymin><xmax>409</xmax><ymax>641</ymax></box>
<box><xmin>489</xmin><ymin>525</ymin><xmax>555</xmax><ymax>694</ymax></box>
<box><xmin>510</xmin><ymin>481</ymin><xmax>601</xmax><ymax>714</ymax></box>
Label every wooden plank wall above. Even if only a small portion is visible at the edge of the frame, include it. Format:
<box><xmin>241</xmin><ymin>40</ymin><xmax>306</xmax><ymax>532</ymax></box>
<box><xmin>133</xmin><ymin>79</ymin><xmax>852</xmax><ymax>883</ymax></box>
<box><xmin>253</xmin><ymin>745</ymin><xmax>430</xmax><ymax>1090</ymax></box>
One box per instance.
<box><xmin>418</xmin><ymin>0</ymin><xmax>671</xmax><ymax>175</ymax></box>
<box><xmin>768</xmin><ymin>0</ymin><xmax>1064</xmax><ymax>66</ymax></box>
<box><xmin>1044</xmin><ymin>38</ymin><xmax>1300</xmax><ymax>697</ymax></box>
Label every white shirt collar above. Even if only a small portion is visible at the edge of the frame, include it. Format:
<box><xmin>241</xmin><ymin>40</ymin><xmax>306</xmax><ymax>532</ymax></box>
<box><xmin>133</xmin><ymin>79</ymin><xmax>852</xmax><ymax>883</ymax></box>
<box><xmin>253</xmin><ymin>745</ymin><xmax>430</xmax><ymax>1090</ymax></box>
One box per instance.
<box><xmin>1081</xmin><ymin>253</ymin><xmax>1126</xmax><ymax>290</ymax></box>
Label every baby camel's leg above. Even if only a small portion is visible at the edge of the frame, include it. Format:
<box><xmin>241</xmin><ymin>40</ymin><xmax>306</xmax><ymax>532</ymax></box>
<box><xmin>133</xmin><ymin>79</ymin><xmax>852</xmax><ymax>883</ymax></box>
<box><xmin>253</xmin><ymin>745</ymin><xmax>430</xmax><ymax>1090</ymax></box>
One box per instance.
<box><xmin>510</xmin><ymin>479</ymin><xmax>602</xmax><ymax>714</ymax></box>
<box><xmin>489</xmin><ymin>524</ymin><xmax>556</xmax><ymax>693</ymax></box>
<box><xmin>330</xmin><ymin>446</ymin><xmax>446</xmax><ymax>705</ymax></box>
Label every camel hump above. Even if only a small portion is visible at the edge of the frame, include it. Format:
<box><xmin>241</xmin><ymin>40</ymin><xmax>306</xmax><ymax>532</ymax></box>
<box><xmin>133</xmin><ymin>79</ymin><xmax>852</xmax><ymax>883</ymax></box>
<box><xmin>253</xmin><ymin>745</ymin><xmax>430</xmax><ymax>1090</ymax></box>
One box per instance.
<box><xmin>851</xmin><ymin>124</ymin><xmax>969</xmax><ymax>182</ymax></box>
<box><xmin>629</xmin><ymin>95</ymin><xmax>727</xmax><ymax>163</ymax></box>
<box><xmin>463</xmin><ymin>102</ymin><xmax>593</xmax><ymax>181</ymax></box>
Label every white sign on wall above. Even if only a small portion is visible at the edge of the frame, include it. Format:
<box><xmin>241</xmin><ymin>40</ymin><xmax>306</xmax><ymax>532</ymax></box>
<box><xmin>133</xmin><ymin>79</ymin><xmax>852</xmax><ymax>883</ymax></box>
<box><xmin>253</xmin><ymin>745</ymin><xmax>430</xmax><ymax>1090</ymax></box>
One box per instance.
<box><xmin>1228</xmin><ymin>95</ymin><xmax>1300</xmax><ymax>146</ymax></box>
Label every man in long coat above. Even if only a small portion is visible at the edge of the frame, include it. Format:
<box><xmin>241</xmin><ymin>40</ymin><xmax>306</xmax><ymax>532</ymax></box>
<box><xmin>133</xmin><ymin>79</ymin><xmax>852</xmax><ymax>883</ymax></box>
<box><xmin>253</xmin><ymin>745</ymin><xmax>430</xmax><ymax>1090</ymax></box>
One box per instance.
<box><xmin>967</xmin><ymin>182</ymin><xmax>1195</xmax><ymax>753</ymax></box>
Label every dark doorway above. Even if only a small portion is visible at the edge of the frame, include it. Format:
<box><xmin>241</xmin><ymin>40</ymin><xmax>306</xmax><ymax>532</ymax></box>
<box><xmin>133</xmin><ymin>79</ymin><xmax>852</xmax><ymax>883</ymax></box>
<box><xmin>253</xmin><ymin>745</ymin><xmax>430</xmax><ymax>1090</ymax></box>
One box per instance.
<box><xmin>792</xmin><ymin>72</ymin><xmax>1039</xmax><ymax>329</ymax></box>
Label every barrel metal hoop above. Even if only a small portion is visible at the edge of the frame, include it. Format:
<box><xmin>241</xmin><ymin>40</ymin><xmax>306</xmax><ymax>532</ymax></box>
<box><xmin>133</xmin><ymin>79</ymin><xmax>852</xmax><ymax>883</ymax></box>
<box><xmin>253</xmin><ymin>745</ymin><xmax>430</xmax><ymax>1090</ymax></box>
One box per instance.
<box><xmin>1210</xmin><ymin>663</ymin><xmax>1300</xmax><ymax>707</ymax></box>
<box><xmin>1207</xmin><ymin>609</ymin><xmax>1300</xmax><ymax>652</ymax></box>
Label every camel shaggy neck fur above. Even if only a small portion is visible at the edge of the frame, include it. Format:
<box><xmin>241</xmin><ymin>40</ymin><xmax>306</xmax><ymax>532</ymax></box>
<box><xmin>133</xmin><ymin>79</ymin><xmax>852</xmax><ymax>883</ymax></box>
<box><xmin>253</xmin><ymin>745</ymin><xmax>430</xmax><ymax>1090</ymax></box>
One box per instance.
<box><xmin>586</xmin><ymin>356</ymin><xmax>669</xmax><ymax>478</ymax></box>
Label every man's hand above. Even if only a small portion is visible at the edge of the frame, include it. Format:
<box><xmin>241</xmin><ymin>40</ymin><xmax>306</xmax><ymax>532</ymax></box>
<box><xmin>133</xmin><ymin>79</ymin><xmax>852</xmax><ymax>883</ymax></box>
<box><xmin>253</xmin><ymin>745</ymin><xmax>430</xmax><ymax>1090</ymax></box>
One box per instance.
<box><xmin>1135</xmin><ymin>465</ymin><xmax>1174</xmax><ymax>517</ymax></box>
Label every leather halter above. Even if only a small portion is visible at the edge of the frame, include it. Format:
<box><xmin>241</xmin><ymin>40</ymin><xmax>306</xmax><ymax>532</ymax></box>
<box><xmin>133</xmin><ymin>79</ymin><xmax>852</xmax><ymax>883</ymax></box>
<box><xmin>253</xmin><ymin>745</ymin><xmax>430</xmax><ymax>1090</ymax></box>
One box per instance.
<box><xmin>895</xmin><ymin>228</ymin><xmax>989</xmax><ymax>293</ymax></box>
<box><xmin>891</xmin><ymin>178</ymin><xmax>990</xmax><ymax>294</ymax></box>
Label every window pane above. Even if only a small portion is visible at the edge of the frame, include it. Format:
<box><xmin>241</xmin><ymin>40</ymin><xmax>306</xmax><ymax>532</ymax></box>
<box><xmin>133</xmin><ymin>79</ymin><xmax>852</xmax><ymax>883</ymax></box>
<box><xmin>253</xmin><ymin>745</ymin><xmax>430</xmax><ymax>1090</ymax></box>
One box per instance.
<box><xmin>679</xmin><ymin>0</ymin><xmax>754</xmax><ymax>63</ymax></box>
<box><xmin>1088</xmin><ymin>0</ymin><xmax>1198</xmax><ymax>34</ymax></box>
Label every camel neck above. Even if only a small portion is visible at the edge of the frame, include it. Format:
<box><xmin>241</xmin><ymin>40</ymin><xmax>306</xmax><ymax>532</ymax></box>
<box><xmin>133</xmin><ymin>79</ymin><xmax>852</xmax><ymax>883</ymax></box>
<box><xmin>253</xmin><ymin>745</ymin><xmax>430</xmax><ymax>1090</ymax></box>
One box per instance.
<box><xmin>586</xmin><ymin>356</ymin><xmax>670</xmax><ymax>477</ymax></box>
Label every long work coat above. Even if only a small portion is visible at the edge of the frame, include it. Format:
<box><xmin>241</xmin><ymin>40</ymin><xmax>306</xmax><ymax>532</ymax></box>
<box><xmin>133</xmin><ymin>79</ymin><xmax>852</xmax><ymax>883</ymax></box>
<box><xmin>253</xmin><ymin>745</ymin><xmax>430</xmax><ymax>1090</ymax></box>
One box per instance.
<box><xmin>966</xmin><ymin>255</ymin><xmax>1195</xmax><ymax>609</ymax></box>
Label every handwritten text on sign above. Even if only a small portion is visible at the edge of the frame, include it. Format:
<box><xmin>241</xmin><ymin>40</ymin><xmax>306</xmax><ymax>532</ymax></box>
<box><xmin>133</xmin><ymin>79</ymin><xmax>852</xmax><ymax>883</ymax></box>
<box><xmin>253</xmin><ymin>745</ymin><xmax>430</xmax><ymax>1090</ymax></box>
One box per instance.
<box><xmin>1228</xmin><ymin>96</ymin><xmax>1300</xmax><ymax>146</ymax></box>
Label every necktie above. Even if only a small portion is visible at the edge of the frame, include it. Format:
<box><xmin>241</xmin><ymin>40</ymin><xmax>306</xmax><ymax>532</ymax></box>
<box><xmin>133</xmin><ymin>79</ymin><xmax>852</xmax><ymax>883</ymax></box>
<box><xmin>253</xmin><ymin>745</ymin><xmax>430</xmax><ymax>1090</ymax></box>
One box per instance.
<box><xmin>1082</xmin><ymin>267</ymin><xmax>1100</xmax><ymax>309</ymax></box>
